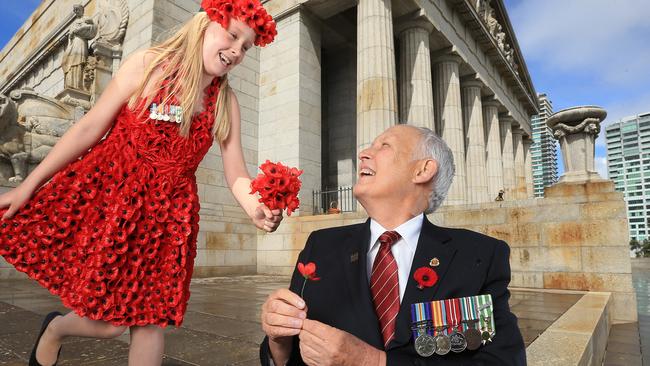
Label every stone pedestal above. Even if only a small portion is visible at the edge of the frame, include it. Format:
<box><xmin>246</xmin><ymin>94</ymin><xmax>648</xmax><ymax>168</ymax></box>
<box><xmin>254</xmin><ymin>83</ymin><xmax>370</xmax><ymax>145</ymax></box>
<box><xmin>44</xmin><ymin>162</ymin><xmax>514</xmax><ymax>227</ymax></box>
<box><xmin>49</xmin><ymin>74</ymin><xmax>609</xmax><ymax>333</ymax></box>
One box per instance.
<box><xmin>483</xmin><ymin>99</ymin><xmax>503</xmax><ymax>200</ymax></box>
<box><xmin>461</xmin><ymin>79</ymin><xmax>487</xmax><ymax>203</ymax></box>
<box><xmin>547</xmin><ymin>106</ymin><xmax>606</xmax><ymax>183</ymax></box>
<box><xmin>357</xmin><ymin>0</ymin><xmax>398</xmax><ymax>155</ymax></box>
<box><xmin>434</xmin><ymin>54</ymin><xmax>466</xmax><ymax>205</ymax></box>
<box><xmin>397</xmin><ymin>20</ymin><xmax>434</xmax><ymax>129</ymax></box>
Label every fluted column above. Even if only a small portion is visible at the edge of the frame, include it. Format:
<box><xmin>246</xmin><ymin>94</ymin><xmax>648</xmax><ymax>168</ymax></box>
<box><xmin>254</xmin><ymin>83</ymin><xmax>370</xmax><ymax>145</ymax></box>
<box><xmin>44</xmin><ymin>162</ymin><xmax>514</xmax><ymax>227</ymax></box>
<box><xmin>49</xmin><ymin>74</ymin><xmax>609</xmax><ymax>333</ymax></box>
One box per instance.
<box><xmin>523</xmin><ymin>137</ymin><xmax>534</xmax><ymax>198</ymax></box>
<box><xmin>512</xmin><ymin>127</ymin><xmax>526</xmax><ymax>200</ymax></box>
<box><xmin>461</xmin><ymin>79</ymin><xmax>487</xmax><ymax>203</ymax></box>
<box><xmin>434</xmin><ymin>54</ymin><xmax>466</xmax><ymax>205</ymax></box>
<box><xmin>483</xmin><ymin>99</ymin><xmax>503</xmax><ymax>200</ymax></box>
<box><xmin>397</xmin><ymin>20</ymin><xmax>434</xmax><ymax>129</ymax></box>
<box><xmin>499</xmin><ymin>115</ymin><xmax>516</xmax><ymax>200</ymax></box>
<box><xmin>357</xmin><ymin>0</ymin><xmax>398</xmax><ymax>157</ymax></box>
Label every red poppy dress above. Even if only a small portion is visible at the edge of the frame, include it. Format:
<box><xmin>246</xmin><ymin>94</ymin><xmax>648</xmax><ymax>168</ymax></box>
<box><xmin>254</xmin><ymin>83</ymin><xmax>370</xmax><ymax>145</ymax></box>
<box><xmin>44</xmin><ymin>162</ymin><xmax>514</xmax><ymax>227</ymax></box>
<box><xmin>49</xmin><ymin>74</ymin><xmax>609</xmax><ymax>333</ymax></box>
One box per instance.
<box><xmin>0</xmin><ymin>76</ymin><xmax>221</xmax><ymax>327</ymax></box>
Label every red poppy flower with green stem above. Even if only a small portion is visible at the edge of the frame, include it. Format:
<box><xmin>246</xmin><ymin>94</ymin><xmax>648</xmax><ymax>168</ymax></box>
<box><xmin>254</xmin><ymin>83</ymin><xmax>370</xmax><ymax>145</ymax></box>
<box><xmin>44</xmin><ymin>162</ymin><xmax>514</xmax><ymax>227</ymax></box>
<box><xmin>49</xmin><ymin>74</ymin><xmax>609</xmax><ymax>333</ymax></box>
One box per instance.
<box><xmin>297</xmin><ymin>262</ymin><xmax>320</xmax><ymax>297</ymax></box>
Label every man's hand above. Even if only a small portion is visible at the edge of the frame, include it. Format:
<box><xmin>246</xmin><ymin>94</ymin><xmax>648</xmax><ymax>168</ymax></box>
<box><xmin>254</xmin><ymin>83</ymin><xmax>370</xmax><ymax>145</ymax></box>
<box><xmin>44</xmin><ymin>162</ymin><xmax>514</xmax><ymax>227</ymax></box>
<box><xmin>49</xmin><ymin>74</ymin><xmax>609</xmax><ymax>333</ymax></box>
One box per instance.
<box><xmin>262</xmin><ymin>289</ymin><xmax>307</xmax><ymax>364</ymax></box>
<box><xmin>299</xmin><ymin>319</ymin><xmax>386</xmax><ymax>366</ymax></box>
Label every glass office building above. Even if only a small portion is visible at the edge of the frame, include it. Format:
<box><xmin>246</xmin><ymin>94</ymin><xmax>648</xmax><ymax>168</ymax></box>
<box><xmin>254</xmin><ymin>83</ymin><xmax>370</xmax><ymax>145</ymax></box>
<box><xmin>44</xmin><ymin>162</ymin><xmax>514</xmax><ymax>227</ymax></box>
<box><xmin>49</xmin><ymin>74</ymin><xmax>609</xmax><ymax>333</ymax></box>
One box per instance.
<box><xmin>606</xmin><ymin>112</ymin><xmax>650</xmax><ymax>240</ymax></box>
<box><xmin>530</xmin><ymin>93</ymin><xmax>558</xmax><ymax>197</ymax></box>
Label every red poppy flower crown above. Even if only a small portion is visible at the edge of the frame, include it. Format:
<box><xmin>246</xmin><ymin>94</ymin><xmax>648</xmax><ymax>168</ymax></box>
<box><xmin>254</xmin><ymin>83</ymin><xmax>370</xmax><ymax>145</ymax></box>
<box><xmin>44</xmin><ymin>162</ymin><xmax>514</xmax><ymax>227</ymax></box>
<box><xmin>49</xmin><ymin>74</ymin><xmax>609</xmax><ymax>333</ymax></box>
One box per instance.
<box><xmin>200</xmin><ymin>0</ymin><xmax>277</xmax><ymax>47</ymax></box>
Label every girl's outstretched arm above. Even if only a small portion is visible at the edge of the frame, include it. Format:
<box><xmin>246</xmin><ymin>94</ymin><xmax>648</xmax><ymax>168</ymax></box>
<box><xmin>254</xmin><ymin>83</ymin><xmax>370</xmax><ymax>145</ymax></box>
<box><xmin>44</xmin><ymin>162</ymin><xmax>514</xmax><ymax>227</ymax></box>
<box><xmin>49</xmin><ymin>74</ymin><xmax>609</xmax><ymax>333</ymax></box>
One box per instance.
<box><xmin>0</xmin><ymin>51</ymin><xmax>149</xmax><ymax>218</ymax></box>
<box><xmin>220</xmin><ymin>90</ymin><xmax>282</xmax><ymax>232</ymax></box>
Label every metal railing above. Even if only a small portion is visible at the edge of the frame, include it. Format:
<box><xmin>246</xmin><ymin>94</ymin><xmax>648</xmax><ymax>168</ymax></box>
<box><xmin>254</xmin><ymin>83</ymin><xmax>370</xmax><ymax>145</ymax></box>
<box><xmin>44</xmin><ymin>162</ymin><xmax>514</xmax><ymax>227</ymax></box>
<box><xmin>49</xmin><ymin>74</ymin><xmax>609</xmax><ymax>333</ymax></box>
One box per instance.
<box><xmin>312</xmin><ymin>186</ymin><xmax>356</xmax><ymax>215</ymax></box>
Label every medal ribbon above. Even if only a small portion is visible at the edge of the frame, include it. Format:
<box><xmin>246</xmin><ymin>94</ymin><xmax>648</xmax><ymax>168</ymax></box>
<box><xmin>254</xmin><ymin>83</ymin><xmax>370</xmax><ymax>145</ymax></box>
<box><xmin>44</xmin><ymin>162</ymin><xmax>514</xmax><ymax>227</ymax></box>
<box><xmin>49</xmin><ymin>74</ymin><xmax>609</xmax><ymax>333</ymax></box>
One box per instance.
<box><xmin>444</xmin><ymin>299</ymin><xmax>461</xmax><ymax>333</ymax></box>
<box><xmin>476</xmin><ymin>294</ymin><xmax>495</xmax><ymax>336</ymax></box>
<box><xmin>432</xmin><ymin>299</ymin><xmax>445</xmax><ymax>336</ymax></box>
<box><xmin>460</xmin><ymin>295</ymin><xmax>477</xmax><ymax>331</ymax></box>
<box><xmin>410</xmin><ymin>302</ymin><xmax>432</xmax><ymax>339</ymax></box>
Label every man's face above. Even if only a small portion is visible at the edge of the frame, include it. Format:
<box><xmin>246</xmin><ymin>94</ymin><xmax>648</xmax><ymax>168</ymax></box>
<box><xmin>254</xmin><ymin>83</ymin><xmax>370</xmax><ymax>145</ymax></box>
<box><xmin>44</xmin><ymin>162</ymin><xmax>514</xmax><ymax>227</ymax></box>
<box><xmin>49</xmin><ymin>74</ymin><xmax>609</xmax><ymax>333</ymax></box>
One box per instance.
<box><xmin>353</xmin><ymin>125</ymin><xmax>422</xmax><ymax>204</ymax></box>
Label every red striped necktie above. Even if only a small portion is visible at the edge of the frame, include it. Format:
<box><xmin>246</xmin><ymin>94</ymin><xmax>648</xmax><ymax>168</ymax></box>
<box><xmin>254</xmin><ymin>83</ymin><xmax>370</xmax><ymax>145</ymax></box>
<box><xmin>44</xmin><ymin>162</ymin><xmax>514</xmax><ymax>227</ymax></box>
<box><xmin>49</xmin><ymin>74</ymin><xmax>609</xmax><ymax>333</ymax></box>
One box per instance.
<box><xmin>370</xmin><ymin>230</ymin><xmax>401</xmax><ymax>348</ymax></box>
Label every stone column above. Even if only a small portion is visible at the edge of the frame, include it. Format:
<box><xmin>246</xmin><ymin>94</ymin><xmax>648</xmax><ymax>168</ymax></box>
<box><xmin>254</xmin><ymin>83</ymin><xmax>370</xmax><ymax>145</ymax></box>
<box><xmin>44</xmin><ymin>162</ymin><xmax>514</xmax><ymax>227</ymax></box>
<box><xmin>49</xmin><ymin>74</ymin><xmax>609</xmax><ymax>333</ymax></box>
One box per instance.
<box><xmin>461</xmin><ymin>79</ymin><xmax>487</xmax><ymax>203</ymax></box>
<box><xmin>433</xmin><ymin>54</ymin><xmax>466</xmax><ymax>205</ymax></box>
<box><xmin>499</xmin><ymin>115</ymin><xmax>516</xmax><ymax>200</ymax></box>
<box><xmin>512</xmin><ymin>127</ymin><xmax>526</xmax><ymax>199</ymax></box>
<box><xmin>483</xmin><ymin>99</ymin><xmax>503</xmax><ymax>201</ymax></box>
<box><xmin>523</xmin><ymin>137</ymin><xmax>534</xmax><ymax>198</ymax></box>
<box><xmin>259</xmin><ymin>10</ymin><xmax>321</xmax><ymax>214</ymax></box>
<box><xmin>397</xmin><ymin>20</ymin><xmax>434</xmax><ymax>129</ymax></box>
<box><xmin>357</xmin><ymin>0</ymin><xmax>398</xmax><ymax>156</ymax></box>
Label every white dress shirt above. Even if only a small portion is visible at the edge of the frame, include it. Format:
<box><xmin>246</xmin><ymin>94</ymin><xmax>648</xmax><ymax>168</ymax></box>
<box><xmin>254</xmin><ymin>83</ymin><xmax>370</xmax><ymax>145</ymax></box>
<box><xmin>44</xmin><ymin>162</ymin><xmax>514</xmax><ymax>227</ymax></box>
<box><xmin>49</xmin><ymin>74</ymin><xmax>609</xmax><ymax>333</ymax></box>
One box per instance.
<box><xmin>367</xmin><ymin>214</ymin><xmax>424</xmax><ymax>302</ymax></box>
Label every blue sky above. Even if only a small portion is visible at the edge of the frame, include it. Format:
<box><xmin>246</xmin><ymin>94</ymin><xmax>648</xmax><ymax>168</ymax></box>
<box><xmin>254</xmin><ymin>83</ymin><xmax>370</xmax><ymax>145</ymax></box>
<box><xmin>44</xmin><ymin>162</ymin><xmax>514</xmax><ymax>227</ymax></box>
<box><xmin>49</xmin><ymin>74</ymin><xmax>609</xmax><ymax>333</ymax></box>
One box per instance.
<box><xmin>504</xmin><ymin>0</ymin><xmax>650</xmax><ymax>177</ymax></box>
<box><xmin>1</xmin><ymin>0</ymin><xmax>40</xmax><ymax>49</ymax></box>
<box><xmin>3</xmin><ymin>1</ymin><xmax>650</xmax><ymax>177</ymax></box>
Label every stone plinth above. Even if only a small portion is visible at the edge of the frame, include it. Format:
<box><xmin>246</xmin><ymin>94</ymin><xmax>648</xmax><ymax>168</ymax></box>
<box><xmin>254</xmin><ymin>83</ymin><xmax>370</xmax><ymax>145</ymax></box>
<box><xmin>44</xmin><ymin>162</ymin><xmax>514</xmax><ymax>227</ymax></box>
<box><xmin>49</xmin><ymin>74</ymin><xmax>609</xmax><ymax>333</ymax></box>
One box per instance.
<box><xmin>547</xmin><ymin>106</ymin><xmax>606</xmax><ymax>183</ymax></box>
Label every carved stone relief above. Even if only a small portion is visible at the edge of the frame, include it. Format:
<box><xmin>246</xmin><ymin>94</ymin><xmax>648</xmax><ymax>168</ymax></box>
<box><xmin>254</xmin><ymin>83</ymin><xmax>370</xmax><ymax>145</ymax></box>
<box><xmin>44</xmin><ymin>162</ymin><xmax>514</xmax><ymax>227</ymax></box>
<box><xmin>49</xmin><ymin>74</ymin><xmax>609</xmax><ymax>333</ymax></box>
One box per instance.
<box><xmin>0</xmin><ymin>2</ymin><xmax>129</xmax><ymax>185</ymax></box>
<box><xmin>471</xmin><ymin>0</ymin><xmax>519</xmax><ymax>74</ymax></box>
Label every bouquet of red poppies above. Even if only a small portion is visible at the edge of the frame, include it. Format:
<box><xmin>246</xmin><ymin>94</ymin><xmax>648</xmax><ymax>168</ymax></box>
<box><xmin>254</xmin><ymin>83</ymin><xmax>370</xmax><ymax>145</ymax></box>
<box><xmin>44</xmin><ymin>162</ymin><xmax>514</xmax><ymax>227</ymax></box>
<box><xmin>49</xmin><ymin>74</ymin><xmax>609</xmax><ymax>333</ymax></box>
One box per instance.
<box><xmin>250</xmin><ymin>160</ymin><xmax>302</xmax><ymax>216</ymax></box>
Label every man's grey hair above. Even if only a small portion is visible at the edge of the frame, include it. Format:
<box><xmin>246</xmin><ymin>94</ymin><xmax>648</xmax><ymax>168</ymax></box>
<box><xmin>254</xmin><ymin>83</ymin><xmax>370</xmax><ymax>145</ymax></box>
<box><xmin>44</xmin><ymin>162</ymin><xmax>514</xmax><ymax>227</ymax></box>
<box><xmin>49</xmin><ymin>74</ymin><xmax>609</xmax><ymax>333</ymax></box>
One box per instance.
<box><xmin>412</xmin><ymin>127</ymin><xmax>455</xmax><ymax>214</ymax></box>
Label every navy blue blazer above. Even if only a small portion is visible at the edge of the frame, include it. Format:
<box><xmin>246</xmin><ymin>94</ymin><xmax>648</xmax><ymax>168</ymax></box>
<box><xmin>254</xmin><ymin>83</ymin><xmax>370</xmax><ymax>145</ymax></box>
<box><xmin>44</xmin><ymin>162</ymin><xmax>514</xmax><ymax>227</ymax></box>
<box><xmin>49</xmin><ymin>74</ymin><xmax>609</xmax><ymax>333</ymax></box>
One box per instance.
<box><xmin>260</xmin><ymin>217</ymin><xmax>526</xmax><ymax>365</ymax></box>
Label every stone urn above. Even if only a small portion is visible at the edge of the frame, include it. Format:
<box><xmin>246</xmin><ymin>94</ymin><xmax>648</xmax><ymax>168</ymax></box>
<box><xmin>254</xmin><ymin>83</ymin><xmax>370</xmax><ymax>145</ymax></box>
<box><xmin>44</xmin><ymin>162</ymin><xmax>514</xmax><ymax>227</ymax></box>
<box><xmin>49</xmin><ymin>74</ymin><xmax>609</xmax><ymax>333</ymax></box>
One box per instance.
<box><xmin>547</xmin><ymin>106</ymin><xmax>607</xmax><ymax>183</ymax></box>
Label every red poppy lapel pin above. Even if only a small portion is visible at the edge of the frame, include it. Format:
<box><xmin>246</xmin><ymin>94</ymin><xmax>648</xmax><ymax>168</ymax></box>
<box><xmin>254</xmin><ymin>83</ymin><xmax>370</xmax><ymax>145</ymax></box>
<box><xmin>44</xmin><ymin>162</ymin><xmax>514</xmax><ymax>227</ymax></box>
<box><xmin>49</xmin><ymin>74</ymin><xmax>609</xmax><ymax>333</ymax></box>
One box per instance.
<box><xmin>414</xmin><ymin>266</ymin><xmax>438</xmax><ymax>290</ymax></box>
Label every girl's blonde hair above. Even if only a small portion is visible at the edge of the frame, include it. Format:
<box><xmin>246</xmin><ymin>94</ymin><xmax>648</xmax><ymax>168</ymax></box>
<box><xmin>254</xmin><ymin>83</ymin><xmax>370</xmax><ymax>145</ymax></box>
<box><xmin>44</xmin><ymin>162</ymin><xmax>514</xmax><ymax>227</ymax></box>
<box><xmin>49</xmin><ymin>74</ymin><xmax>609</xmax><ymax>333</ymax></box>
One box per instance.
<box><xmin>127</xmin><ymin>12</ymin><xmax>231</xmax><ymax>142</ymax></box>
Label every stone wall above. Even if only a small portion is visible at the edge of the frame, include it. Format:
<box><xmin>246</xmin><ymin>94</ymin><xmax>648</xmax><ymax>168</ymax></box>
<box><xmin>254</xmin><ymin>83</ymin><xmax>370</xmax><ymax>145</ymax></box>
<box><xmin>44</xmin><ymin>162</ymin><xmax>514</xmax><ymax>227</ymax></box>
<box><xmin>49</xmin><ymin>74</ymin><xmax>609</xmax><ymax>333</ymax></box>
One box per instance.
<box><xmin>256</xmin><ymin>180</ymin><xmax>636</xmax><ymax>323</ymax></box>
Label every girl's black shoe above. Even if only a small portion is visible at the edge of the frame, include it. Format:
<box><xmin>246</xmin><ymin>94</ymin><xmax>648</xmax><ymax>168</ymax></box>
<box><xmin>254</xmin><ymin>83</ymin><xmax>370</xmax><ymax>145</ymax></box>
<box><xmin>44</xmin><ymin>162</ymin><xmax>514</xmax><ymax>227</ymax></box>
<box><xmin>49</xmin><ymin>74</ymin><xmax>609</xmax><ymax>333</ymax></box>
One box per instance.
<box><xmin>29</xmin><ymin>311</ymin><xmax>63</xmax><ymax>366</ymax></box>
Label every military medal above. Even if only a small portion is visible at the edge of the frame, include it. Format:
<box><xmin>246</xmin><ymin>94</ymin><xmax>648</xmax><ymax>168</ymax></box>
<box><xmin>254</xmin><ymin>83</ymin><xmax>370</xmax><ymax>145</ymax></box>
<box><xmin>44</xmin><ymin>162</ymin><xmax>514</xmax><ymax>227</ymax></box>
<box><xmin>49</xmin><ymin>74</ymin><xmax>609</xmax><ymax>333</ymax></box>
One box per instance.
<box><xmin>163</xmin><ymin>105</ymin><xmax>170</xmax><ymax>121</ymax></box>
<box><xmin>432</xmin><ymin>300</ymin><xmax>451</xmax><ymax>355</ymax></box>
<box><xmin>410</xmin><ymin>303</ymin><xmax>436</xmax><ymax>357</ymax></box>
<box><xmin>434</xmin><ymin>326</ymin><xmax>451</xmax><ymax>355</ymax></box>
<box><xmin>461</xmin><ymin>296</ymin><xmax>482</xmax><ymax>350</ymax></box>
<box><xmin>446</xmin><ymin>299</ymin><xmax>467</xmax><ymax>353</ymax></box>
<box><xmin>475</xmin><ymin>295</ymin><xmax>495</xmax><ymax>344</ymax></box>
<box><xmin>413</xmin><ymin>322</ymin><xmax>436</xmax><ymax>357</ymax></box>
<box><xmin>149</xmin><ymin>103</ymin><xmax>158</xmax><ymax>120</ymax></box>
<box><xmin>148</xmin><ymin>102</ymin><xmax>184</xmax><ymax>124</ymax></box>
<box><xmin>169</xmin><ymin>106</ymin><xmax>177</xmax><ymax>123</ymax></box>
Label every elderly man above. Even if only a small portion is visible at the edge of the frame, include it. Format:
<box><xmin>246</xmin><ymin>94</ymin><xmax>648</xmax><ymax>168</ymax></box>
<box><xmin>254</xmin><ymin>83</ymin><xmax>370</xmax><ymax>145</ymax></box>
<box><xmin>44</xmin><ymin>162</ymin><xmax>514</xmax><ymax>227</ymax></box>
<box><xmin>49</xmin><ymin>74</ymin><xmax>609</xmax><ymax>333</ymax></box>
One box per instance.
<box><xmin>260</xmin><ymin>125</ymin><xmax>526</xmax><ymax>365</ymax></box>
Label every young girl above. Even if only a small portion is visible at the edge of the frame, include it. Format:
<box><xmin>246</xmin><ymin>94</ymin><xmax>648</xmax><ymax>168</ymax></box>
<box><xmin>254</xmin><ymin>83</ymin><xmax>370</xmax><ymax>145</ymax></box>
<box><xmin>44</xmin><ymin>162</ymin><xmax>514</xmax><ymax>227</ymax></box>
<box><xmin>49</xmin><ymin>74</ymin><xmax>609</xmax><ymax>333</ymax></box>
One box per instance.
<box><xmin>0</xmin><ymin>1</ymin><xmax>279</xmax><ymax>365</ymax></box>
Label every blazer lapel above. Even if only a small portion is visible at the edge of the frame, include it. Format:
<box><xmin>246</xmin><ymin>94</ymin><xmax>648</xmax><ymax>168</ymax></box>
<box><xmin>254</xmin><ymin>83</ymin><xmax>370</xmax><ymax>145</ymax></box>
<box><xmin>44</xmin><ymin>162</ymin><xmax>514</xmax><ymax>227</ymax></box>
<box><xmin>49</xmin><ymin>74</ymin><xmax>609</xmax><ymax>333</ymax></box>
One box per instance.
<box><xmin>388</xmin><ymin>216</ymin><xmax>456</xmax><ymax>350</ymax></box>
<box><xmin>342</xmin><ymin>219</ymin><xmax>383</xmax><ymax>348</ymax></box>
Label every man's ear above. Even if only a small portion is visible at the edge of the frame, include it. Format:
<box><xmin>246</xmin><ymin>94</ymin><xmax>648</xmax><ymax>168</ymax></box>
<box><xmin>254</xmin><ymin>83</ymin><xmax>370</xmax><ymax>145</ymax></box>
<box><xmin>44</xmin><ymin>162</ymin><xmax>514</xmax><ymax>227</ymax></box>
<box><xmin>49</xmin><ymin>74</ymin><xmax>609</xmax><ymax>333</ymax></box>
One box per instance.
<box><xmin>413</xmin><ymin>159</ymin><xmax>437</xmax><ymax>184</ymax></box>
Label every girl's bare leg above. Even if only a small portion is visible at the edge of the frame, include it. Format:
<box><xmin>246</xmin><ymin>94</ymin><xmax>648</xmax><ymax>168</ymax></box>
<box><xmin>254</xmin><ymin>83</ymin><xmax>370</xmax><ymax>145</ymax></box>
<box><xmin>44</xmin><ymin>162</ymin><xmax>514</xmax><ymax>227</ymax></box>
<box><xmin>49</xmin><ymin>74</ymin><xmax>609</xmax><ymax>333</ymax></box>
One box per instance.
<box><xmin>36</xmin><ymin>311</ymin><xmax>127</xmax><ymax>365</ymax></box>
<box><xmin>128</xmin><ymin>325</ymin><xmax>165</xmax><ymax>366</ymax></box>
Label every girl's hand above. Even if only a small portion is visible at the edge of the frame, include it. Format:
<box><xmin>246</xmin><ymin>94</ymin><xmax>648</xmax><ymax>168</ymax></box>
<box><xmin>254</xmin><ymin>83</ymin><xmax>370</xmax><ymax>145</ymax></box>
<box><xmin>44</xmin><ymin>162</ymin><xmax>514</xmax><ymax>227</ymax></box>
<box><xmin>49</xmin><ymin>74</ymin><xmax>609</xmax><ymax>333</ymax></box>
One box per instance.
<box><xmin>253</xmin><ymin>205</ymin><xmax>283</xmax><ymax>233</ymax></box>
<box><xmin>0</xmin><ymin>184</ymin><xmax>36</xmax><ymax>220</ymax></box>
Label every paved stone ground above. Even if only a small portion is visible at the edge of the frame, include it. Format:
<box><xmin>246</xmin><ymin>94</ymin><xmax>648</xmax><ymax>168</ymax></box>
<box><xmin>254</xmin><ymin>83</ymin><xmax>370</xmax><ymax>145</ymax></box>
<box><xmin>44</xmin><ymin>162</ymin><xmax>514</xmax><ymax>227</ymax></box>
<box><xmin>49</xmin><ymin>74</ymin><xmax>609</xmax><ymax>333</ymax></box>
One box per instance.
<box><xmin>603</xmin><ymin>258</ymin><xmax>650</xmax><ymax>366</ymax></box>
<box><xmin>0</xmin><ymin>276</ymin><xmax>581</xmax><ymax>365</ymax></box>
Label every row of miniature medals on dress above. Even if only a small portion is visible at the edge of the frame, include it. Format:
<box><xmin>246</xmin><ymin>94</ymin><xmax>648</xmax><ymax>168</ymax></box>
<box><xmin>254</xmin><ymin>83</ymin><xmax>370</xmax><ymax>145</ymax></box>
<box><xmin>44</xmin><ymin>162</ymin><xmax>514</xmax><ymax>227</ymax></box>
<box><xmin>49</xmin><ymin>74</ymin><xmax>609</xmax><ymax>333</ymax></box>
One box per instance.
<box><xmin>149</xmin><ymin>103</ymin><xmax>183</xmax><ymax>123</ymax></box>
<box><xmin>409</xmin><ymin>294</ymin><xmax>495</xmax><ymax>357</ymax></box>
